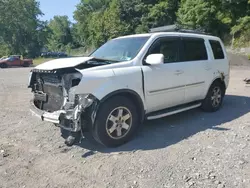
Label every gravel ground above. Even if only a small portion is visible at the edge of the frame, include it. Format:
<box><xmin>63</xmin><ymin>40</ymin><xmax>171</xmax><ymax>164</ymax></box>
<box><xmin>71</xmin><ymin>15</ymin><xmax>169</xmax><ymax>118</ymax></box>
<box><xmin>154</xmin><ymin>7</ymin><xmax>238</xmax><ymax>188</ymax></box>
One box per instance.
<box><xmin>0</xmin><ymin>55</ymin><xmax>250</xmax><ymax>188</ymax></box>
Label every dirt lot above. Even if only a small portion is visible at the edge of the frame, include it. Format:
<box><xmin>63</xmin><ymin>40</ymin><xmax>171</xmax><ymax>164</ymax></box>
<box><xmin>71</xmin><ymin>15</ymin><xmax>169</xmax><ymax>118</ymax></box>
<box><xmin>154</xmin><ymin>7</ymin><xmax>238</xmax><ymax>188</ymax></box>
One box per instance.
<box><xmin>0</xmin><ymin>54</ymin><xmax>250</xmax><ymax>188</ymax></box>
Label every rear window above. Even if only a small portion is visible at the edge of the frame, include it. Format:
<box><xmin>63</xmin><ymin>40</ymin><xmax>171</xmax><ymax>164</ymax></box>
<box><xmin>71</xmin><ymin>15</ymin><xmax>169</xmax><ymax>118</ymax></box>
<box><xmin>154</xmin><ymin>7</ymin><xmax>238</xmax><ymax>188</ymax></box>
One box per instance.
<box><xmin>181</xmin><ymin>38</ymin><xmax>208</xmax><ymax>61</ymax></box>
<box><xmin>209</xmin><ymin>40</ymin><xmax>225</xmax><ymax>59</ymax></box>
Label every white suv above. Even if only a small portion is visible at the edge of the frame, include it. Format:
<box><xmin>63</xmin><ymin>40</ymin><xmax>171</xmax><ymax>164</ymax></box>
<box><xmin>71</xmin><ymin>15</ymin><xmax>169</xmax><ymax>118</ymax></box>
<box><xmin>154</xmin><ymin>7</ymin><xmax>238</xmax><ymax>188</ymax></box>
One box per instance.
<box><xmin>28</xmin><ymin>31</ymin><xmax>229</xmax><ymax>147</ymax></box>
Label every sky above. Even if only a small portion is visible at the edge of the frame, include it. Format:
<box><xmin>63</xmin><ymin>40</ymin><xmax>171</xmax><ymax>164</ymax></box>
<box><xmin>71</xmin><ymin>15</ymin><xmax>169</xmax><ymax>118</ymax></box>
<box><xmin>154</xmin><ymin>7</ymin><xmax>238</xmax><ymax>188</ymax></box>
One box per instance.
<box><xmin>39</xmin><ymin>0</ymin><xmax>81</xmax><ymax>22</ymax></box>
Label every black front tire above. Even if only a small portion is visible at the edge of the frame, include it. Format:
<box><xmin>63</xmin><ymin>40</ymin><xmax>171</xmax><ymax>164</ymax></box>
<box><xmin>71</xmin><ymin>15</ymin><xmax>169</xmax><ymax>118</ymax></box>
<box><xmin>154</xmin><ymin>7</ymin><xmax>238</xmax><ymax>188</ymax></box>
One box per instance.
<box><xmin>92</xmin><ymin>96</ymin><xmax>140</xmax><ymax>147</ymax></box>
<box><xmin>201</xmin><ymin>81</ymin><xmax>225</xmax><ymax>112</ymax></box>
<box><xmin>0</xmin><ymin>63</ymin><xmax>8</xmax><ymax>68</ymax></box>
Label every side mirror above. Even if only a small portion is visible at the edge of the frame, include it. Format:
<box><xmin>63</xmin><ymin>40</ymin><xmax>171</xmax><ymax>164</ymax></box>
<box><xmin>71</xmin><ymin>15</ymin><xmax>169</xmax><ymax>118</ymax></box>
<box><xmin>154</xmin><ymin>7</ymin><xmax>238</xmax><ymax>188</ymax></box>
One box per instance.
<box><xmin>145</xmin><ymin>54</ymin><xmax>164</xmax><ymax>65</ymax></box>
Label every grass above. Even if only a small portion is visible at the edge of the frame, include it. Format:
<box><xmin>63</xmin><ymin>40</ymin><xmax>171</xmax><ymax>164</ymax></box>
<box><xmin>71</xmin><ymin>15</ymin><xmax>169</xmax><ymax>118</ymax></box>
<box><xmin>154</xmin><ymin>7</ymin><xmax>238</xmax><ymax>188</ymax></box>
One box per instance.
<box><xmin>32</xmin><ymin>47</ymin><xmax>93</xmax><ymax>66</ymax></box>
<box><xmin>69</xmin><ymin>47</ymin><xmax>87</xmax><ymax>56</ymax></box>
<box><xmin>33</xmin><ymin>58</ymin><xmax>55</xmax><ymax>66</ymax></box>
<box><xmin>248</xmin><ymin>54</ymin><xmax>250</xmax><ymax>60</ymax></box>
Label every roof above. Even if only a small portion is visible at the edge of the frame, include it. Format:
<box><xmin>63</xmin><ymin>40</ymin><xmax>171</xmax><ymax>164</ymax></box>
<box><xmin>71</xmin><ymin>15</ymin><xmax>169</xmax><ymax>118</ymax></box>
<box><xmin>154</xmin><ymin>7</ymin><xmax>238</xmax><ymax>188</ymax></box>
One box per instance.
<box><xmin>154</xmin><ymin>32</ymin><xmax>219</xmax><ymax>39</ymax></box>
<box><xmin>149</xmin><ymin>25</ymin><xmax>177</xmax><ymax>33</ymax></box>
<box><xmin>116</xmin><ymin>32</ymin><xmax>219</xmax><ymax>41</ymax></box>
<box><xmin>115</xmin><ymin>24</ymin><xmax>220</xmax><ymax>41</ymax></box>
<box><xmin>116</xmin><ymin>33</ymin><xmax>152</xmax><ymax>39</ymax></box>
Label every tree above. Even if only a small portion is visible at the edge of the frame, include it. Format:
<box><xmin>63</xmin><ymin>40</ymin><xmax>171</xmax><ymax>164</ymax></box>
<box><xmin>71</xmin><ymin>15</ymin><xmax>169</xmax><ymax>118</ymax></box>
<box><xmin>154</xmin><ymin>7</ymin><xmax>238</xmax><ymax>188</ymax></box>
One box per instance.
<box><xmin>118</xmin><ymin>0</ymin><xmax>181</xmax><ymax>34</ymax></box>
<box><xmin>46</xmin><ymin>16</ymin><xmax>73</xmax><ymax>51</ymax></box>
<box><xmin>177</xmin><ymin>0</ymin><xmax>225</xmax><ymax>36</ymax></box>
<box><xmin>0</xmin><ymin>0</ymin><xmax>44</xmax><ymax>57</ymax></box>
<box><xmin>143</xmin><ymin>0</ymin><xmax>180</xmax><ymax>29</ymax></box>
<box><xmin>1</xmin><ymin>0</ymin><xmax>249</xmax><ymax>56</ymax></box>
<box><xmin>87</xmin><ymin>0</ymin><xmax>128</xmax><ymax>47</ymax></box>
<box><xmin>177</xmin><ymin>0</ymin><xmax>250</xmax><ymax>41</ymax></box>
<box><xmin>73</xmin><ymin>0</ymin><xmax>181</xmax><ymax>47</ymax></box>
<box><xmin>74</xmin><ymin>0</ymin><xmax>128</xmax><ymax>48</ymax></box>
<box><xmin>231</xmin><ymin>16</ymin><xmax>250</xmax><ymax>47</ymax></box>
<box><xmin>118</xmin><ymin>0</ymin><xmax>149</xmax><ymax>33</ymax></box>
<box><xmin>218</xmin><ymin>0</ymin><xmax>250</xmax><ymax>26</ymax></box>
<box><xmin>73</xmin><ymin>0</ymin><xmax>110</xmax><ymax>47</ymax></box>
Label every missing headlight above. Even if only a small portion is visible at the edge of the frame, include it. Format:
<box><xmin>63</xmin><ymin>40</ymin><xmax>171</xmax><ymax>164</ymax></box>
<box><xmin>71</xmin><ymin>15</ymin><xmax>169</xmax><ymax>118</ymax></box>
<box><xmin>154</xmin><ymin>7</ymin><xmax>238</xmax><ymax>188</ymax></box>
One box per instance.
<box><xmin>72</xmin><ymin>78</ymin><xmax>81</xmax><ymax>87</ymax></box>
<box><xmin>75</xmin><ymin>94</ymin><xmax>96</xmax><ymax>109</ymax></box>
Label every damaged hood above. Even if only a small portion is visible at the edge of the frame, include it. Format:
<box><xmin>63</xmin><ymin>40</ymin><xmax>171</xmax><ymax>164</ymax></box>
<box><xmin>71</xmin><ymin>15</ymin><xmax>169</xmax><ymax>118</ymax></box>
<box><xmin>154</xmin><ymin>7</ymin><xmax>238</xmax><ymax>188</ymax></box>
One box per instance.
<box><xmin>34</xmin><ymin>57</ymin><xmax>94</xmax><ymax>70</ymax></box>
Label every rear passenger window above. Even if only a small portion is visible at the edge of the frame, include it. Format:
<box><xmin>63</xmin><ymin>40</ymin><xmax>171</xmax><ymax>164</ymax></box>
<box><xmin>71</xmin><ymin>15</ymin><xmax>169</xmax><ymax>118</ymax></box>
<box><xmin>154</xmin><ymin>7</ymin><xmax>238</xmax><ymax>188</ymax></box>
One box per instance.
<box><xmin>181</xmin><ymin>38</ymin><xmax>208</xmax><ymax>61</ymax></box>
<box><xmin>209</xmin><ymin>40</ymin><xmax>225</xmax><ymax>59</ymax></box>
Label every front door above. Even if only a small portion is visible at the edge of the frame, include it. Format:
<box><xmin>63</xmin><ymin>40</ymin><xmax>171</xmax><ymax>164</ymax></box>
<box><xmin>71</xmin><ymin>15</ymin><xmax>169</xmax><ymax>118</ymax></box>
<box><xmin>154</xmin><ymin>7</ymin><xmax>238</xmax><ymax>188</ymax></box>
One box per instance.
<box><xmin>142</xmin><ymin>36</ymin><xmax>186</xmax><ymax>113</ymax></box>
<box><xmin>8</xmin><ymin>57</ymin><xmax>20</xmax><ymax>66</ymax></box>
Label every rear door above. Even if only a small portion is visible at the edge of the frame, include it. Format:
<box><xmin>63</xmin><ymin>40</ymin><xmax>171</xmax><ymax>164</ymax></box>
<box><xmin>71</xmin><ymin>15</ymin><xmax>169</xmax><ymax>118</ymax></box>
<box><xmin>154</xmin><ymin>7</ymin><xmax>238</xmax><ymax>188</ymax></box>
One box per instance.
<box><xmin>179</xmin><ymin>37</ymin><xmax>212</xmax><ymax>103</ymax></box>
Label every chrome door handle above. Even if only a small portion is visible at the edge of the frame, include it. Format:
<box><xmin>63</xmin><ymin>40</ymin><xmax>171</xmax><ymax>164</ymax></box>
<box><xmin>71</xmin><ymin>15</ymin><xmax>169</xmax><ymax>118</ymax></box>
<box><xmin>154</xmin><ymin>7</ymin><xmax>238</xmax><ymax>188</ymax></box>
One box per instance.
<box><xmin>175</xmin><ymin>70</ymin><xmax>184</xmax><ymax>75</ymax></box>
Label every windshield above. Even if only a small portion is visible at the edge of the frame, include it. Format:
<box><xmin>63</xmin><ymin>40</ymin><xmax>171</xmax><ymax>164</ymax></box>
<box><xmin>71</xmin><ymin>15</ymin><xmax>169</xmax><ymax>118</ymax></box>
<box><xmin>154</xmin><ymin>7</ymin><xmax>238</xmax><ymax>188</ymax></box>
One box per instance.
<box><xmin>90</xmin><ymin>36</ymin><xmax>150</xmax><ymax>62</ymax></box>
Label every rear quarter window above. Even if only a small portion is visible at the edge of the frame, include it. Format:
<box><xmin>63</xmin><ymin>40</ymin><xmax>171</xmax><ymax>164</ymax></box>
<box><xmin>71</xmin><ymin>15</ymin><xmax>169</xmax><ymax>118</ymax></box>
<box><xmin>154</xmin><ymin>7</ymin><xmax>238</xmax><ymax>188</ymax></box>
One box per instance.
<box><xmin>181</xmin><ymin>37</ymin><xmax>208</xmax><ymax>62</ymax></box>
<box><xmin>209</xmin><ymin>40</ymin><xmax>225</xmax><ymax>59</ymax></box>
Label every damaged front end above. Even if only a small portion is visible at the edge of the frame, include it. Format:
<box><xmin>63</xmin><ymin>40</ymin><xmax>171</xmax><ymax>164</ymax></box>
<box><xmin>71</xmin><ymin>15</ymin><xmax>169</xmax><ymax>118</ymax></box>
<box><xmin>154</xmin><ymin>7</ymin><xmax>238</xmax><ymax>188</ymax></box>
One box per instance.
<box><xmin>28</xmin><ymin>68</ymin><xmax>98</xmax><ymax>134</ymax></box>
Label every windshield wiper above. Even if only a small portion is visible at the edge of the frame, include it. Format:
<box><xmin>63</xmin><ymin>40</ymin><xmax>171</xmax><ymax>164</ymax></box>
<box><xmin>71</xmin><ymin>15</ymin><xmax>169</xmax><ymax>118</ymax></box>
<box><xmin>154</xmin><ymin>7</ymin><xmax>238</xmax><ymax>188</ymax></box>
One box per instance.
<box><xmin>87</xmin><ymin>60</ymin><xmax>111</xmax><ymax>65</ymax></box>
<box><xmin>92</xmin><ymin>57</ymin><xmax>120</xmax><ymax>63</ymax></box>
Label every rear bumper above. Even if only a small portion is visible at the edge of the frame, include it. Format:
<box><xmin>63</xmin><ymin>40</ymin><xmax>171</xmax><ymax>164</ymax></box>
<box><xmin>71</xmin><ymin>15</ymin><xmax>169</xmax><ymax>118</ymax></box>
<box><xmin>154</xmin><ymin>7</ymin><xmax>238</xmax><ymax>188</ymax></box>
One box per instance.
<box><xmin>29</xmin><ymin>100</ymin><xmax>81</xmax><ymax>132</ymax></box>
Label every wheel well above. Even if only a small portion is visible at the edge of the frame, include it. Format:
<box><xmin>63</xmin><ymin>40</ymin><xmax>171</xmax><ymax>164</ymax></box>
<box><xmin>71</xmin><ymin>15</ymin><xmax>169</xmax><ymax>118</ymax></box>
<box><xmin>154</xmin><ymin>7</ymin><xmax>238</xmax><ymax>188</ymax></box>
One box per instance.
<box><xmin>100</xmin><ymin>91</ymin><xmax>145</xmax><ymax>123</ymax></box>
<box><xmin>212</xmin><ymin>78</ymin><xmax>226</xmax><ymax>96</ymax></box>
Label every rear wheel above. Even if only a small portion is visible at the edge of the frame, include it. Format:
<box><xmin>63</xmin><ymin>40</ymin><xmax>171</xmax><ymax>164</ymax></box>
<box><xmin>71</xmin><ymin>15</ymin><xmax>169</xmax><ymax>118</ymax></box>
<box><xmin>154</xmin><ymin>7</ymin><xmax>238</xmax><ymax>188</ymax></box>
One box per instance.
<box><xmin>23</xmin><ymin>62</ymin><xmax>30</xmax><ymax>67</ymax></box>
<box><xmin>201</xmin><ymin>81</ymin><xmax>225</xmax><ymax>112</ymax></box>
<box><xmin>93</xmin><ymin>96</ymin><xmax>140</xmax><ymax>147</ymax></box>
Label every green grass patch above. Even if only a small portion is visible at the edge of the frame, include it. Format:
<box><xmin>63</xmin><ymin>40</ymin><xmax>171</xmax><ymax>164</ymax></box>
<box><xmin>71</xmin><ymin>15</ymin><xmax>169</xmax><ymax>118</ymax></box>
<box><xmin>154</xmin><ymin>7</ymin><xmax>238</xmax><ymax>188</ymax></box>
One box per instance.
<box><xmin>33</xmin><ymin>58</ymin><xmax>55</xmax><ymax>66</ymax></box>
<box><xmin>69</xmin><ymin>47</ymin><xmax>86</xmax><ymax>56</ymax></box>
<box><xmin>248</xmin><ymin>54</ymin><xmax>250</xmax><ymax>60</ymax></box>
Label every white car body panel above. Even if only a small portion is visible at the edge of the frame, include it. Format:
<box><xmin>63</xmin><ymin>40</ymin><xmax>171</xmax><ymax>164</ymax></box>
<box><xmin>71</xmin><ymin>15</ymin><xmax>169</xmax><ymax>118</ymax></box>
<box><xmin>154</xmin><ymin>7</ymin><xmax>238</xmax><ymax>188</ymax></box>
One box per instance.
<box><xmin>73</xmin><ymin>66</ymin><xmax>146</xmax><ymax>108</ymax></box>
<box><xmin>29</xmin><ymin>32</ymin><xmax>230</xmax><ymax>126</ymax></box>
<box><xmin>142</xmin><ymin>63</ymin><xmax>185</xmax><ymax>113</ymax></box>
<box><xmin>35</xmin><ymin>57</ymin><xmax>94</xmax><ymax>70</ymax></box>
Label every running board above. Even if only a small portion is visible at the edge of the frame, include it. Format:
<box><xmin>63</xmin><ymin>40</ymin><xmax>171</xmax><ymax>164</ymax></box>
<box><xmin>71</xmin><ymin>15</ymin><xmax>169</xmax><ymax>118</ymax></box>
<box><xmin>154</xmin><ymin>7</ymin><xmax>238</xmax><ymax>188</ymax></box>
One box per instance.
<box><xmin>146</xmin><ymin>102</ymin><xmax>202</xmax><ymax>120</ymax></box>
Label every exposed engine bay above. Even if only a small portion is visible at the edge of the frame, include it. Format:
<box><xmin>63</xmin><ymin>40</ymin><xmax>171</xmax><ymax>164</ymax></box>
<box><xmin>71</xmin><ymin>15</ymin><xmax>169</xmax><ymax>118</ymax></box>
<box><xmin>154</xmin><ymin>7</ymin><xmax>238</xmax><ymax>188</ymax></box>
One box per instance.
<box><xmin>28</xmin><ymin>58</ymin><xmax>111</xmax><ymax>136</ymax></box>
<box><xmin>31</xmin><ymin>70</ymin><xmax>82</xmax><ymax>112</ymax></box>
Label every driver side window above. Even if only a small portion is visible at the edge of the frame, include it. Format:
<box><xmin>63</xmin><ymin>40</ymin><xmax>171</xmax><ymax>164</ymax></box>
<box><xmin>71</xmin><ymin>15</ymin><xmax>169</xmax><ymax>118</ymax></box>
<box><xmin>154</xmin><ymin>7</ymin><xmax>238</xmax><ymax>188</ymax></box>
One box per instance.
<box><xmin>148</xmin><ymin>37</ymin><xmax>180</xmax><ymax>63</ymax></box>
<box><xmin>8</xmin><ymin>57</ymin><xmax>14</xmax><ymax>62</ymax></box>
<box><xmin>8</xmin><ymin>57</ymin><xmax>17</xmax><ymax>62</ymax></box>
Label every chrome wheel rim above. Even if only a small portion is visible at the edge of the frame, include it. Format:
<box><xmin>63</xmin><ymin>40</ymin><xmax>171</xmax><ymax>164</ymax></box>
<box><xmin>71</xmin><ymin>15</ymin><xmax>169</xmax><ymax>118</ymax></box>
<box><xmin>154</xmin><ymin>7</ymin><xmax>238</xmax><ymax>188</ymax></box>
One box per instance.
<box><xmin>211</xmin><ymin>86</ymin><xmax>222</xmax><ymax>108</ymax></box>
<box><xmin>106</xmin><ymin>107</ymin><xmax>132</xmax><ymax>139</ymax></box>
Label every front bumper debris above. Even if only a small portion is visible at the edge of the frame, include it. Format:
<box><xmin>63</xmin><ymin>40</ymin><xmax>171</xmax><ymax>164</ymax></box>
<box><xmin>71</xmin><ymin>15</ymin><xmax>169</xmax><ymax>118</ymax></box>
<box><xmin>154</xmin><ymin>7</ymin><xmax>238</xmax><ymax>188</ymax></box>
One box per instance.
<box><xmin>30</xmin><ymin>100</ymin><xmax>83</xmax><ymax>132</ymax></box>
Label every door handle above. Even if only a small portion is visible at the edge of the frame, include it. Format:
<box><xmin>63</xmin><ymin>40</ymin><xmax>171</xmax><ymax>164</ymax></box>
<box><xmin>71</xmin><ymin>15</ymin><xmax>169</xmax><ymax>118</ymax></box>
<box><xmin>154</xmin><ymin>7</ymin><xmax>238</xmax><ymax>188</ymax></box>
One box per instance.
<box><xmin>175</xmin><ymin>70</ymin><xmax>184</xmax><ymax>75</ymax></box>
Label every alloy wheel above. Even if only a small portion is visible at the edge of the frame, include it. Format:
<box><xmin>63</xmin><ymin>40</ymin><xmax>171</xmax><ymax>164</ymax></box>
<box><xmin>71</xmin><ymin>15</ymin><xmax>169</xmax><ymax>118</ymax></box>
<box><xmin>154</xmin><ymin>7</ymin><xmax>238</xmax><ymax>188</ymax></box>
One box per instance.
<box><xmin>106</xmin><ymin>107</ymin><xmax>133</xmax><ymax>140</ymax></box>
<box><xmin>211</xmin><ymin>86</ymin><xmax>222</xmax><ymax>108</ymax></box>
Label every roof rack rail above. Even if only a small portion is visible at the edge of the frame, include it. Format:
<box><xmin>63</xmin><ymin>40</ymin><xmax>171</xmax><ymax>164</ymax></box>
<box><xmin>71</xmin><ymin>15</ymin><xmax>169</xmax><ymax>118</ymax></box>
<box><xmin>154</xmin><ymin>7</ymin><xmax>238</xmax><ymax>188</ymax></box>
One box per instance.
<box><xmin>149</xmin><ymin>24</ymin><xmax>211</xmax><ymax>35</ymax></box>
